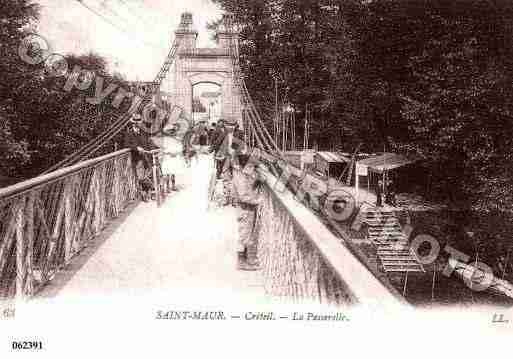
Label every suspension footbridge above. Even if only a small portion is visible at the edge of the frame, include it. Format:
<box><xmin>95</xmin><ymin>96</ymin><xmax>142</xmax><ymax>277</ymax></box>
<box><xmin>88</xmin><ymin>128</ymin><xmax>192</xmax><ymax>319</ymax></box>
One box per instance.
<box><xmin>0</xmin><ymin>13</ymin><xmax>406</xmax><ymax>309</ymax></box>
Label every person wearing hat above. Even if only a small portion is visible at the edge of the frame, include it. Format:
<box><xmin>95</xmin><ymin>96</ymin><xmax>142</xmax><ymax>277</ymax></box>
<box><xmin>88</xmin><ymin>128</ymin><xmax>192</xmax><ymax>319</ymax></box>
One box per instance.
<box><xmin>212</xmin><ymin>119</ymin><xmax>239</xmax><ymax>177</ymax></box>
<box><xmin>216</xmin><ymin>120</ymin><xmax>240</xmax><ymax>206</ymax></box>
<box><xmin>151</xmin><ymin>122</ymin><xmax>183</xmax><ymax>193</ymax></box>
<box><xmin>211</xmin><ymin>119</ymin><xmax>227</xmax><ymax>178</ymax></box>
<box><xmin>233</xmin><ymin>122</ymin><xmax>244</xmax><ymax>143</ymax></box>
<box><xmin>196</xmin><ymin>120</ymin><xmax>209</xmax><ymax>154</ymax></box>
<box><xmin>182</xmin><ymin>127</ymin><xmax>196</xmax><ymax>167</ymax></box>
<box><xmin>124</xmin><ymin>114</ymin><xmax>159</xmax><ymax>201</ymax></box>
<box><xmin>232</xmin><ymin>153</ymin><xmax>264</xmax><ymax>270</ymax></box>
<box><xmin>208</xmin><ymin>122</ymin><xmax>217</xmax><ymax>146</ymax></box>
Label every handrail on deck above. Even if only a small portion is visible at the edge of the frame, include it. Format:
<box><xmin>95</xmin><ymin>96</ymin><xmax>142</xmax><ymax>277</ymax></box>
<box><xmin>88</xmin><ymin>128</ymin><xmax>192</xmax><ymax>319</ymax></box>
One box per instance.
<box><xmin>257</xmin><ymin>167</ymin><xmax>407</xmax><ymax>307</ymax></box>
<box><xmin>0</xmin><ymin>149</ymin><xmax>132</xmax><ymax>201</ymax></box>
<box><xmin>0</xmin><ymin>149</ymin><xmax>136</xmax><ymax>299</ymax></box>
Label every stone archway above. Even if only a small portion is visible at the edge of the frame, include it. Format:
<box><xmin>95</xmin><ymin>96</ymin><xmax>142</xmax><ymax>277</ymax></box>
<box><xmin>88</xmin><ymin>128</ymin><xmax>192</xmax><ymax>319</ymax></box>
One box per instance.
<box><xmin>165</xmin><ymin>13</ymin><xmax>242</xmax><ymax>127</ymax></box>
<box><xmin>188</xmin><ymin>73</ymin><xmax>226</xmax><ymax>124</ymax></box>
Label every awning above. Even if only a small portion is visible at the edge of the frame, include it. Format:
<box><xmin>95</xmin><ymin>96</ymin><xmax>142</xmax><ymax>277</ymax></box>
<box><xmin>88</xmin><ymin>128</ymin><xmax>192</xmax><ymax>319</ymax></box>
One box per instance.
<box><xmin>316</xmin><ymin>151</ymin><xmax>351</xmax><ymax>163</ymax></box>
<box><xmin>356</xmin><ymin>152</ymin><xmax>418</xmax><ymax>174</ymax></box>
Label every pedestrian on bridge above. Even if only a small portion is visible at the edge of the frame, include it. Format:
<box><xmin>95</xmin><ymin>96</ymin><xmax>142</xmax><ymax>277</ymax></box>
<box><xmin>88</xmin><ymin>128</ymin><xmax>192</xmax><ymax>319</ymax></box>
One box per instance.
<box><xmin>182</xmin><ymin>128</ymin><xmax>196</xmax><ymax>167</ymax></box>
<box><xmin>208</xmin><ymin>120</ymin><xmax>239</xmax><ymax>207</ymax></box>
<box><xmin>124</xmin><ymin>117</ymin><xmax>159</xmax><ymax>201</ymax></box>
<box><xmin>208</xmin><ymin>122</ymin><xmax>217</xmax><ymax>145</ymax></box>
<box><xmin>186</xmin><ymin>121</ymin><xmax>209</xmax><ymax>164</ymax></box>
<box><xmin>195</xmin><ymin>120</ymin><xmax>209</xmax><ymax>154</ymax></box>
<box><xmin>211</xmin><ymin>119</ymin><xmax>227</xmax><ymax>179</ymax></box>
<box><xmin>232</xmin><ymin>153</ymin><xmax>264</xmax><ymax>271</ymax></box>
<box><xmin>151</xmin><ymin>131</ymin><xmax>182</xmax><ymax>193</ymax></box>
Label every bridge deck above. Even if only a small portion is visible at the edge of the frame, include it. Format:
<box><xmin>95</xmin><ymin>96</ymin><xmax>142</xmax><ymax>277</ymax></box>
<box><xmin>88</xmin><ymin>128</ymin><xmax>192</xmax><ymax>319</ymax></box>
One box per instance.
<box><xmin>38</xmin><ymin>154</ymin><xmax>266</xmax><ymax>304</ymax></box>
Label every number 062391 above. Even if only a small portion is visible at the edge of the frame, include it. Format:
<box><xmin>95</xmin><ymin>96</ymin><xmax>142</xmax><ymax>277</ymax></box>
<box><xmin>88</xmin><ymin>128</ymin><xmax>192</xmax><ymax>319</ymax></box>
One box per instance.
<box><xmin>12</xmin><ymin>341</ymin><xmax>43</xmax><ymax>350</ymax></box>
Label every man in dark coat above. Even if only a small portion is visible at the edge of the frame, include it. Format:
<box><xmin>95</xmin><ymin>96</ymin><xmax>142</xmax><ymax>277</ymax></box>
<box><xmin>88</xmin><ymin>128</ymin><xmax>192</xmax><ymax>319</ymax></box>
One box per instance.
<box><xmin>124</xmin><ymin>119</ymin><xmax>159</xmax><ymax>199</ymax></box>
<box><xmin>196</xmin><ymin>120</ymin><xmax>209</xmax><ymax>153</ymax></box>
<box><xmin>211</xmin><ymin>120</ymin><xmax>226</xmax><ymax>151</ymax></box>
<box><xmin>208</xmin><ymin>122</ymin><xmax>217</xmax><ymax>145</ymax></box>
<box><xmin>214</xmin><ymin>120</ymin><xmax>240</xmax><ymax>179</ymax></box>
<box><xmin>124</xmin><ymin>120</ymin><xmax>159</xmax><ymax>164</ymax></box>
<box><xmin>182</xmin><ymin>128</ymin><xmax>196</xmax><ymax>167</ymax></box>
<box><xmin>211</xmin><ymin>119</ymin><xmax>227</xmax><ymax>179</ymax></box>
<box><xmin>233</xmin><ymin>123</ymin><xmax>244</xmax><ymax>143</ymax></box>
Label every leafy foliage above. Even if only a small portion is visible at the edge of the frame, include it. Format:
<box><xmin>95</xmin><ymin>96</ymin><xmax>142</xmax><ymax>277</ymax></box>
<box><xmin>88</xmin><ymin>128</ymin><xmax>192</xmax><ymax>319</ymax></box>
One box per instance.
<box><xmin>0</xmin><ymin>0</ymin><xmax>131</xmax><ymax>182</ymax></box>
<box><xmin>211</xmin><ymin>0</ymin><xmax>513</xmax><ymax>212</ymax></box>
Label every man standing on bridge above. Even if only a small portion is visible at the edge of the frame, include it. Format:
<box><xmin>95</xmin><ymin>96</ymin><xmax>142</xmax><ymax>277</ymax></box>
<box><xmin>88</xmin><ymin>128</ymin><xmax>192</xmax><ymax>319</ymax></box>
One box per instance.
<box><xmin>232</xmin><ymin>153</ymin><xmax>264</xmax><ymax>271</ymax></box>
<box><xmin>124</xmin><ymin>116</ymin><xmax>159</xmax><ymax>201</ymax></box>
<box><xmin>210</xmin><ymin>120</ymin><xmax>240</xmax><ymax>206</ymax></box>
<box><xmin>211</xmin><ymin>119</ymin><xmax>227</xmax><ymax>179</ymax></box>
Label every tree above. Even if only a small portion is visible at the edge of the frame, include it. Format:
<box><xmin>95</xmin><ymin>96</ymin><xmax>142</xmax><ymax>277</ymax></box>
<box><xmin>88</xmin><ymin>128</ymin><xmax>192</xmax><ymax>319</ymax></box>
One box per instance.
<box><xmin>0</xmin><ymin>1</ymin><xmax>132</xmax><ymax>180</ymax></box>
<box><xmin>0</xmin><ymin>0</ymin><xmax>40</xmax><ymax>180</ymax></box>
<box><xmin>211</xmin><ymin>0</ymin><xmax>513</xmax><ymax>213</ymax></box>
<box><xmin>354</xmin><ymin>0</ymin><xmax>513</xmax><ymax>210</ymax></box>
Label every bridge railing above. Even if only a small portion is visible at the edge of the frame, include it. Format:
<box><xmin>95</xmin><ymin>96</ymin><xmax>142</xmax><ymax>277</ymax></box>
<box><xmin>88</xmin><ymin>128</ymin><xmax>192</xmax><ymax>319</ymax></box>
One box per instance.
<box><xmin>257</xmin><ymin>168</ymin><xmax>407</xmax><ymax>307</ymax></box>
<box><xmin>0</xmin><ymin>149</ymin><xmax>137</xmax><ymax>299</ymax></box>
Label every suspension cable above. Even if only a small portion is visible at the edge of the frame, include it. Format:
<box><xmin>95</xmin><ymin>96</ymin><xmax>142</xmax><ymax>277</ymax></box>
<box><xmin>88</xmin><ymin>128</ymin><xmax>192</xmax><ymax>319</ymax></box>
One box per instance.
<box><xmin>223</xmin><ymin>14</ymin><xmax>280</xmax><ymax>155</ymax></box>
<box><xmin>74</xmin><ymin>0</ymin><xmax>166</xmax><ymax>50</ymax></box>
<box><xmin>247</xmin><ymin>107</ymin><xmax>274</xmax><ymax>153</ymax></box>
<box><xmin>240</xmin><ymin>78</ymin><xmax>281</xmax><ymax>154</ymax></box>
<box><xmin>246</xmin><ymin>112</ymin><xmax>268</xmax><ymax>152</ymax></box>
<box><xmin>239</xmin><ymin>83</ymin><xmax>274</xmax><ymax>153</ymax></box>
<box><xmin>116</xmin><ymin>0</ymin><xmax>155</xmax><ymax>29</ymax></box>
<box><xmin>42</xmin><ymin>41</ymin><xmax>179</xmax><ymax>174</ymax></box>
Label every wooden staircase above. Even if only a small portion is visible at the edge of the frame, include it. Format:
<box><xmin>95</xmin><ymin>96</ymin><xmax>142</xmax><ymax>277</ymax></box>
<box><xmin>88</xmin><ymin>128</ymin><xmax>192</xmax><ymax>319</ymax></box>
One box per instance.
<box><xmin>364</xmin><ymin>208</ymin><xmax>424</xmax><ymax>273</ymax></box>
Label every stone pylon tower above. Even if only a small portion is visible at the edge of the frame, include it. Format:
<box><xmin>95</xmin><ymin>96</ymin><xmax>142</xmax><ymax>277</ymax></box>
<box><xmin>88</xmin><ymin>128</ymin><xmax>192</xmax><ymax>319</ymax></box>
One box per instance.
<box><xmin>168</xmin><ymin>12</ymin><xmax>242</xmax><ymax>126</ymax></box>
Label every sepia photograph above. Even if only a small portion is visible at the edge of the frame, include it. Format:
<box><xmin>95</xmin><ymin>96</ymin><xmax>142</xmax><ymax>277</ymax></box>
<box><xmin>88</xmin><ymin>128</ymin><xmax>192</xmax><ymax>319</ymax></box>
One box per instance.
<box><xmin>1</xmin><ymin>0</ymin><xmax>512</xmax><ymax>357</ymax></box>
